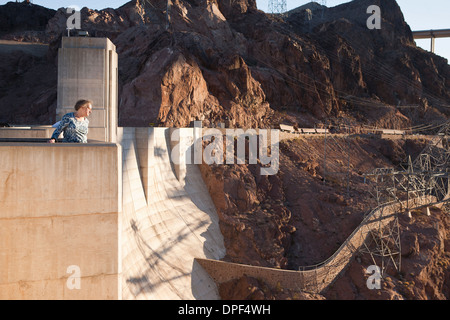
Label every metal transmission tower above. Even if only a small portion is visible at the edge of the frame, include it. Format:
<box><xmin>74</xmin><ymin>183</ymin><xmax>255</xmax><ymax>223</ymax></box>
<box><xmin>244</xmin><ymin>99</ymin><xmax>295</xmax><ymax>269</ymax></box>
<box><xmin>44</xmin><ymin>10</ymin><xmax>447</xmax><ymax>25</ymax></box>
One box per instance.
<box><xmin>268</xmin><ymin>0</ymin><xmax>287</xmax><ymax>14</ymax></box>
<box><xmin>361</xmin><ymin>121</ymin><xmax>450</xmax><ymax>276</ymax></box>
<box><xmin>320</xmin><ymin>0</ymin><xmax>326</xmax><ymax>19</ymax></box>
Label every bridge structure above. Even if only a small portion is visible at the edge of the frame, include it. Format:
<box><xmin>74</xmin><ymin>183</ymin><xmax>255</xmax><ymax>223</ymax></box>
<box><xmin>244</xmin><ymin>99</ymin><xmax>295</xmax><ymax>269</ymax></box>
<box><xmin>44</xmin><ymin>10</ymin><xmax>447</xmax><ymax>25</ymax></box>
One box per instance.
<box><xmin>412</xmin><ymin>29</ymin><xmax>450</xmax><ymax>53</ymax></box>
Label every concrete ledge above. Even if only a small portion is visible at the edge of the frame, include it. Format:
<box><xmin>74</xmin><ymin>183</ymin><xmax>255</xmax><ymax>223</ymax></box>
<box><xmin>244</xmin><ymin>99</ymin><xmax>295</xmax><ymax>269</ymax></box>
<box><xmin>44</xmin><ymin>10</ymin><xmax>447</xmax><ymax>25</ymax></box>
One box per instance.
<box><xmin>0</xmin><ymin>142</ymin><xmax>122</xmax><ymax>299</ymax></box>
<box><xmin>0</xmin><ymin>138</ymin><xmax>115</xmax><ymax>145</ymax></box>
<box><xmin>0</xmin><ymin>127</ymin><xmax>54</xmax><ymax>139</ymax></box>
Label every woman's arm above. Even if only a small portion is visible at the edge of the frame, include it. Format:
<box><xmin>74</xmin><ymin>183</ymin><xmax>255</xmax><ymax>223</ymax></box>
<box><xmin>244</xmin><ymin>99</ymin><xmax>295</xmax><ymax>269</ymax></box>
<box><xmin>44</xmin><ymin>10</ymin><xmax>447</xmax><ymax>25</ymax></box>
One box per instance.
<box><xmin>48</xmin><ymin>115</ymin><xmax>70</xmax><ymax>142</ymax></box>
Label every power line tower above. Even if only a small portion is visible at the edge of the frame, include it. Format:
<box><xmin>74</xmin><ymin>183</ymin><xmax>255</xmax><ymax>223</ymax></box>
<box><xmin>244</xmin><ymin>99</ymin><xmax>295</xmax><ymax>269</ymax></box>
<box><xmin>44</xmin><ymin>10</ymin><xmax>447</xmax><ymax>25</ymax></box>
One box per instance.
<box><xmin>309</xmin><ymin>0</ymin><xmax>327</xmax><ymax>19</ymax></box>
<box><xmin>361</xmin><ymin>121</ymin><xmax>450</xmax><ymax>277</ymax></box>
<box><xmin>268</xmin><ymin>0</ymin><xmax>287</xmax><ymax>14</ymax></box>
<box><xmin>311</xmin><ymin>0</ymin><xmax>327</xmax><ymax>7</ymax></box>
<box><xmin>320</xmin><ymin>0</ymin><xmax>326</xmax><ymax>19</ymax></box>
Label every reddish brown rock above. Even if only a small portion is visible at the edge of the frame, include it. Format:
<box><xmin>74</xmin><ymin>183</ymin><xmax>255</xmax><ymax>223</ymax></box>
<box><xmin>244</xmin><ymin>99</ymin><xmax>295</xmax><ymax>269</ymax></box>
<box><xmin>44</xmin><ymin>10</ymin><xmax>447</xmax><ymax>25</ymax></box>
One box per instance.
<box><xmin>1</xmin><ymin>0</ymin><xmax>449</xmax><ymax>127</ymax></box>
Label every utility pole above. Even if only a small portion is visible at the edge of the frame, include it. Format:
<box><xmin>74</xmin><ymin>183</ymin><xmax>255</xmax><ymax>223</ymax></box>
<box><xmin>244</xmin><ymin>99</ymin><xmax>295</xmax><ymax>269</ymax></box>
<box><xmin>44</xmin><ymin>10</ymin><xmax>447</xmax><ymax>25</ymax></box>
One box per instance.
<box><xmin>268</xmin><ymin>0</ymin><xmax>287</xmax><ymax>14</ymax></box>
<box><xmin>321</xmin><ymin>0</ymin><xmax>326</xmax><ymax>19</ymax></box>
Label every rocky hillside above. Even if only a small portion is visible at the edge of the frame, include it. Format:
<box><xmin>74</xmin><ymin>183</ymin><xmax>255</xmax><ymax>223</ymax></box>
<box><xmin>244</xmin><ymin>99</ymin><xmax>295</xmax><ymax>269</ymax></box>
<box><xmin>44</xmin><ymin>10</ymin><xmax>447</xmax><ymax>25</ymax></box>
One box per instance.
<box><xmin>201</xmin><ymin>136</ymin><xmax>450</xmax><ymax>300</ymax></box>
<box><xmin>0</xmin><ymin>1</ymin><xmax>55</xmax><ymax>37</ymax></box>
<box><xmin>0</xmin><ymin>0</ymin><xmax>449</xmax><ymax>127</ymax></box>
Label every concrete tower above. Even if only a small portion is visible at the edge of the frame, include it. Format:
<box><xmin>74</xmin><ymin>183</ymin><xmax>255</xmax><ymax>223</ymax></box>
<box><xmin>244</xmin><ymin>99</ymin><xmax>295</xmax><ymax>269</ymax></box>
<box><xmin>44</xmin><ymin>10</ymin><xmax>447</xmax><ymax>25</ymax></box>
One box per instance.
<box><xmin>57</xmin><ymin>37</ymin><xmax>118</xmax><ymax>143</ymax></box>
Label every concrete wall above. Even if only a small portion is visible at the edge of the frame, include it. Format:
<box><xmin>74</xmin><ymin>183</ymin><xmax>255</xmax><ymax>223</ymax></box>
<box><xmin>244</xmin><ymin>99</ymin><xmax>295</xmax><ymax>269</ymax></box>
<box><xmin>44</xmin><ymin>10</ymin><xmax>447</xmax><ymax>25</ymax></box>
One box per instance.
<box><xmin>0</xmin><ymin>142</ymin><xmax>122</xmax><ymax>299</ymax></box>
<box><xmin>119</xmin><ymin>127</ymin><xmax>225</xmax><ymax>299</ymax></box>
<box><xmin>168</xmin><ymin>127</ymin><xmax>202</xmax><ymax>182</ymax></box>
<box><xmin>0</xmin><ymin>126</ymin><xmax>54</xmax><ymax>139</ymax></box>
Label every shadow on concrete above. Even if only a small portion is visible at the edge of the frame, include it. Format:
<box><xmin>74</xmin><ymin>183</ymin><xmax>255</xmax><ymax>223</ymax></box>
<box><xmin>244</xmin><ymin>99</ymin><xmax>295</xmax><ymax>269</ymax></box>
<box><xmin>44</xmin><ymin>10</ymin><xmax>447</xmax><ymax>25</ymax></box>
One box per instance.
<box><xmin>121</xmin><ymin>128</ymin><xmax>224</xmax><ymax>299</ymax></box>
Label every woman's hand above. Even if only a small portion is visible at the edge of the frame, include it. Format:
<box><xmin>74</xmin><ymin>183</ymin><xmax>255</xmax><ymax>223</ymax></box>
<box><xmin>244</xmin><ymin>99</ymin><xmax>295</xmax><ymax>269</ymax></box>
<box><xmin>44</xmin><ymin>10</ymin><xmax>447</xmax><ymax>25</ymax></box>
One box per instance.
<box><xmin>48</xmin><ymin>139</ymin><xmax>56</xmax><ymax>143</ymax></box>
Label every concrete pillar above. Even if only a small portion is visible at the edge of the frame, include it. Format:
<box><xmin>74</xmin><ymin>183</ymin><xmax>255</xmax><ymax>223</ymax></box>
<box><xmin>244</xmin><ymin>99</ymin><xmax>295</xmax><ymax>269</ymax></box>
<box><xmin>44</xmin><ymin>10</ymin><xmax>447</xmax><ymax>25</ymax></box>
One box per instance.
<box><xmin>57</xmin><ymin>37</ymin><xmax>118</xmax><ymax>142</ymax></box>
<box><xmin>169</xmin><ymin>127</ymin><xmax>196</xmax><ymax>183</ymax></box>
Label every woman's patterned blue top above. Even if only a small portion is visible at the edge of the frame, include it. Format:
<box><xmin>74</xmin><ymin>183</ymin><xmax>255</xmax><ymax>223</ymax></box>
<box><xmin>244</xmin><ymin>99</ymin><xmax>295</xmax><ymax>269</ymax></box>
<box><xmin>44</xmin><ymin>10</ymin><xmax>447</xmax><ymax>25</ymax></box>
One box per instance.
<box><xmin>51</xmin><ymin>112</ymin><xmax>89</xmax><ymax>143</ymax></box>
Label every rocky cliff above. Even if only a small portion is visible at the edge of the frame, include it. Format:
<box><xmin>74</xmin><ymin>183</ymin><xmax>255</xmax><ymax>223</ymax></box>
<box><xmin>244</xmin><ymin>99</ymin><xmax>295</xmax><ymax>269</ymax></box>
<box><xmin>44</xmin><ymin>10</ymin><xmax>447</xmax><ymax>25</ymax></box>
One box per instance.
<box><xmin>0</xmin><ymin>1</ymin><xmax>55</xmax><ymax>37</ymax></box>
<box><xmin>0</xmin><ymin>0</ymin><xmax>448</xmax><ymax>127</ymax></box>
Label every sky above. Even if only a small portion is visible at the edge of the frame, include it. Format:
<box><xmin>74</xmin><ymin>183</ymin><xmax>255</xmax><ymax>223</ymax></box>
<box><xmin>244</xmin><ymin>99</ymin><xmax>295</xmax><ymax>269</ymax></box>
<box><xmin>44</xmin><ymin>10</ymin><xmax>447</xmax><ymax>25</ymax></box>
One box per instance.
<box><xmin>2</xmin><ymin>0</ymin><xmax>449</xmax><ymax>61</ymax></box>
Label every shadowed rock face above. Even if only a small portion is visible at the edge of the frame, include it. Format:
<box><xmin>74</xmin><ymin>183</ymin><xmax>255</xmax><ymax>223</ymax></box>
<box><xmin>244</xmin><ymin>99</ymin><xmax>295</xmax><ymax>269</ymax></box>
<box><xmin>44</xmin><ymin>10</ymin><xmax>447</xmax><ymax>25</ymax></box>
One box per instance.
<box><xmin>0</xmin><ymin>0</ymin><xmax>448</xmax><ymax>128</ymax></box>
<box><xmin>0</xmin><ymin>1</ymin><xmax>55</xmax><ymax>34</ymax></box>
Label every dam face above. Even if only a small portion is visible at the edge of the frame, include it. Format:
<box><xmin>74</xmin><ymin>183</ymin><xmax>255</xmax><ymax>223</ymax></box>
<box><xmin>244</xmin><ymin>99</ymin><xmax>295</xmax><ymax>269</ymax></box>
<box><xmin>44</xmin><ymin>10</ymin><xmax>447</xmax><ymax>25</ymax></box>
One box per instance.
<box><xmin>0</xmin><ymin>128</ymin><xmax>226</xmax><ymax>299</ymax></box>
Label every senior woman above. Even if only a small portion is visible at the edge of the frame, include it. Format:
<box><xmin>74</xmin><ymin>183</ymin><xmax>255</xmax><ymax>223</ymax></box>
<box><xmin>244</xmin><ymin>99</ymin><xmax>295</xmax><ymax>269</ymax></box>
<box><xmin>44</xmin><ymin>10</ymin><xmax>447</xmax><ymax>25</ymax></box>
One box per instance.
<box><xmin>48</xmin><ymin>99</ymin><xmax>93</xmax><ymax>143</ymax></box>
